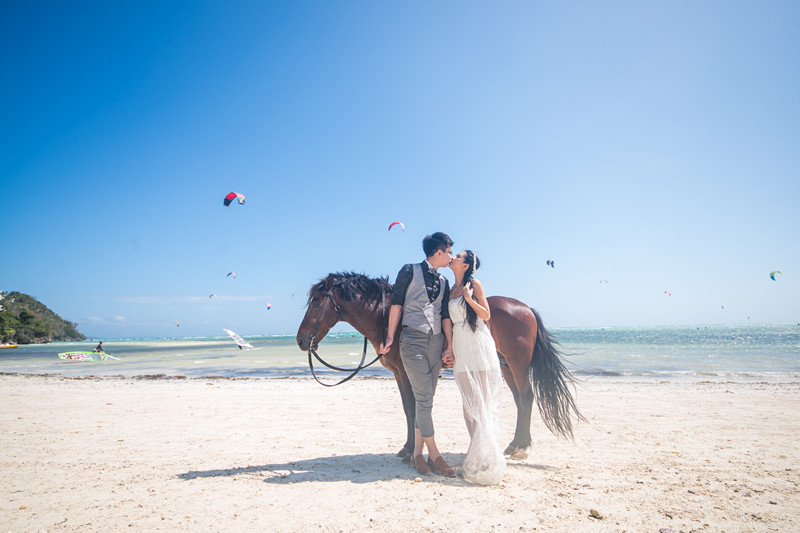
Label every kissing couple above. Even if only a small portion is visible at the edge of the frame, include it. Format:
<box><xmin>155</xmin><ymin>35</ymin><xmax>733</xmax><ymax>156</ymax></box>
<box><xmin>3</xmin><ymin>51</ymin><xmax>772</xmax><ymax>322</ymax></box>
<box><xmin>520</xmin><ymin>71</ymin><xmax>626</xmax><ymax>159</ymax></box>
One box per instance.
<box><xmin>380</xmin><ymin>231</ymin><xmax>506</xmax><ymax>485</ymax></box>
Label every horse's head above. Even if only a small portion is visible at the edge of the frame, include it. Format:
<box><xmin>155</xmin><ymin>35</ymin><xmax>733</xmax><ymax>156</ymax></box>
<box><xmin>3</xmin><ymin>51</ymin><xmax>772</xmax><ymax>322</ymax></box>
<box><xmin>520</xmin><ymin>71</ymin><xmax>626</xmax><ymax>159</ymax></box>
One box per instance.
<box><xmin>296</xmin><ymin>274</ymin><xmax>341</xmax><ymax>351</ymax></box>
<box><xmin>297</xmin><ymin>272</ymin><xmax>393</xmax><ymax>352</ymax></box>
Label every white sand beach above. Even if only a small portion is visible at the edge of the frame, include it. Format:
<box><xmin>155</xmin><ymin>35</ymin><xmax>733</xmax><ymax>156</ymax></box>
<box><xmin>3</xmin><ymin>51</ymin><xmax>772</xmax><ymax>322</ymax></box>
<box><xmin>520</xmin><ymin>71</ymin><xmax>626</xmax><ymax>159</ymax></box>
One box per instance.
<box><xmin>1</xmin><ymin>375</ymin><xmax>798</xmax><ymax>532</ymax></box>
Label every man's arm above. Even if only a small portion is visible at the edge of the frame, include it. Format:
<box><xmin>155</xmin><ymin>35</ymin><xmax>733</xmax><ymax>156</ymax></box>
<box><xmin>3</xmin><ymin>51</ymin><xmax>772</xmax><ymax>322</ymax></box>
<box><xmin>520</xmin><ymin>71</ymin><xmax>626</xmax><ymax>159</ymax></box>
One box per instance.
<box><xmin>440</xmin><ymin>279</ymin><xmax>451</xmax><ymax>321</ymax></box>
<box><xmin>380</xmin><ymin>304</ymin><xmax>403</xmax><ymax>354</ymax></box>
<box><xmin>441</xmin><ymin>318</ymin><xmax>454</xmax><ymax>367</ymax></box>
<box><xmin>390</xmin><ymin>264</ymin><xmax>413</xmax><ymax>306</ymax></box>
<box><xmin>381</xmin><ymin>264</ymin><xmax>412</xmax><ymax>355</ymax></box>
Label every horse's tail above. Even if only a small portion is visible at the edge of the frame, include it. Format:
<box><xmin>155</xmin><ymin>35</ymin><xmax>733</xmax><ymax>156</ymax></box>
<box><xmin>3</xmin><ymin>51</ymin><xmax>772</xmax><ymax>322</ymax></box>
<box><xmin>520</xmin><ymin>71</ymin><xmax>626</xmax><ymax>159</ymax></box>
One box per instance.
<box><xmin>529</xmin><ymin>308</ymin><xmax>586</xmax><ymax>440</ymax></box>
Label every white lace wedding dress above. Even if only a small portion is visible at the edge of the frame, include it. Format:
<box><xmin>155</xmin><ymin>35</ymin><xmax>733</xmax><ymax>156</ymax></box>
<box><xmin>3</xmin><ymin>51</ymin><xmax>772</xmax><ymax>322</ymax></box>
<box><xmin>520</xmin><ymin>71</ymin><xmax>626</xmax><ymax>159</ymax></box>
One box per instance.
<box><xmin>449</xmin><ymin>294</ymin><xmax>506</xmax><ymax>485</ymax></box>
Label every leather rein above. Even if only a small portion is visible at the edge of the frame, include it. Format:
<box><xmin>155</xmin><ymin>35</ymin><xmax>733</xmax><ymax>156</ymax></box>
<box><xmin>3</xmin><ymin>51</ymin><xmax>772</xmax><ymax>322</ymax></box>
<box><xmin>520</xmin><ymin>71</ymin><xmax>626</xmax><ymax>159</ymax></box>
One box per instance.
<box><xmin>306</xmin><ymin>287</ymin><xmax>386</xmax><ymax>387</ymax></box>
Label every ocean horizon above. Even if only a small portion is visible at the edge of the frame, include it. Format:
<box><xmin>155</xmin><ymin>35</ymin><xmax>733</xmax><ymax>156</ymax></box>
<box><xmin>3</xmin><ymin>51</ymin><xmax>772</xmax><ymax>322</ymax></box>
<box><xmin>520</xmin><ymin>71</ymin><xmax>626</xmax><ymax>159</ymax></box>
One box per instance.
<box><xmin>1</xmin><ymin>323</ymin><xmax>798</xmax><ymax>382</ymax></box>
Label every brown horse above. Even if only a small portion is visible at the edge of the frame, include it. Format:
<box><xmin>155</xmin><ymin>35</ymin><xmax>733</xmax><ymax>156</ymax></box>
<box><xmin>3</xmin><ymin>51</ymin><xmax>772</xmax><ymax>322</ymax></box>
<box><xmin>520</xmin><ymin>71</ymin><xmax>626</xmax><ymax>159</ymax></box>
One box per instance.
<box><xmin>296</xmin><ymin>272</ymin><xmax>584</xmax><ymax>459</ymax></box>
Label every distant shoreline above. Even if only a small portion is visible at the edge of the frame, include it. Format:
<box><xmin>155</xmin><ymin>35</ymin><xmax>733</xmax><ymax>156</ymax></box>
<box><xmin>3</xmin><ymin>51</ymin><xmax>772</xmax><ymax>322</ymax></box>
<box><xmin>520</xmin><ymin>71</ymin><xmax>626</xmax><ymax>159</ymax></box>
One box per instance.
<box><xmin>69</xmin><ymin>321</ymin><xmax>800</xmax><ymax>343</ymax></box>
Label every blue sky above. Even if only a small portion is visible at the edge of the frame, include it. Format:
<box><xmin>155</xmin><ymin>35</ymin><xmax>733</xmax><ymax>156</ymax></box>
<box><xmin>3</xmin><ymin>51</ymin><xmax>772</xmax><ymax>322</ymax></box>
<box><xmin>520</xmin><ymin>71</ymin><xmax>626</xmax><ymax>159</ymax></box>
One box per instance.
<box><xmin>2</xmin><ymin>1</ymin><xmax>798</xmax><ymax>338</ymax></box>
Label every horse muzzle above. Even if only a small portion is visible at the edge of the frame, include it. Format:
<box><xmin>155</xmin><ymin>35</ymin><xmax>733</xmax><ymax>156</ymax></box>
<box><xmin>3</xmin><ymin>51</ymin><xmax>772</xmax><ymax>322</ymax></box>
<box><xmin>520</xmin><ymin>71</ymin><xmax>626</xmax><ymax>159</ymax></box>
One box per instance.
<box><xmin>296</xmin><ymin>334</ymin><xmax>318</xmax><ymax>352</ymax></box>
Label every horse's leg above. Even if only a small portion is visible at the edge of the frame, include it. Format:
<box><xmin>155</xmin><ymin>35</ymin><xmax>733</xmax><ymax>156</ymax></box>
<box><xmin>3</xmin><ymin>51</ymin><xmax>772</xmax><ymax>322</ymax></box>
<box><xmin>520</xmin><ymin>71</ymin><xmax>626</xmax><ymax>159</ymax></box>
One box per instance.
<box><xmin>498</xmin><ymin>352</ymin><xmax>523</xmax><ymax>454</ymax></box>
<box><xmin>393</xmin><ymin>370</ymin><xmax>416</xmax><ymax>459</ymax></box>
<box><xmin>377</xmin><ymin>347</ymin><xmax>417</xmax><ymax>459</ymax></box>
<box><xmin>503</xmin><ymin>343</ymin><xmax>533</xmax><ymax>459</ymax></box>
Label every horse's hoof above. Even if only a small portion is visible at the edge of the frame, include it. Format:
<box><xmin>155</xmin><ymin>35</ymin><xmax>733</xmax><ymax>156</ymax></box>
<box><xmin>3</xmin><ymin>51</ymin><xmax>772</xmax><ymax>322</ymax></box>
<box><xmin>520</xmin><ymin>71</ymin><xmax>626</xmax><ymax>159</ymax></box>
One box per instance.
<box><xmin>397</xmin><ymin>447</ymin><xmax>412</xmax><ymax>459</ymax></box>
<box><xmin>509</xmin><ymin>449</ymin><xmax>528</xmax><ymax>460</ymax></box>
<box><xmin>504</xmin><ymin>444</ymin><xmax>529</xmax><ymax>460</ymax></box>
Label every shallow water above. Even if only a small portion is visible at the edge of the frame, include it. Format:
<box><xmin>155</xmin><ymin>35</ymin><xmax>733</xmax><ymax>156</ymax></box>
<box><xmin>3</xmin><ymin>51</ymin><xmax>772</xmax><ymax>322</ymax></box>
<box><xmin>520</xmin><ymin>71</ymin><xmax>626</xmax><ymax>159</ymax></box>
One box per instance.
<box><xmin>557</xmin><ymin>323</ymin><xmax>800</xmax><ymax>381</ymax></box>
<box><xmin>1</xmin><ymin>324</ymin><xmax>798</xmax><ymax>382</ymax></box>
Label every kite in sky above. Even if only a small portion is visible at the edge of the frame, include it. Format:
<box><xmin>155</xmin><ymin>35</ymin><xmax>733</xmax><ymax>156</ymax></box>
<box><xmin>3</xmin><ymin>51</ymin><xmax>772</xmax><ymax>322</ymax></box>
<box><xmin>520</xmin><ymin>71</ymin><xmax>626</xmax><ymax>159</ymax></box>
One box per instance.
<box><xmin>224</xmin><ymin>192</ymin><xmax>245</xmax><ymax>206</ymax></box>
<box><xmin>600</xmin><ymin>279</ymin><xmax>608</xmax><ymax>284</ymax></box>
<box><xmin>175</xmin><ymin>321</ymin><xmax>180</xmax><ymax>327</ymax></box>
<box><xmin>770</xmin><ymin>270</ymin><xmax>782</xmax><ymax>281</ymax></box>
<box><xmin>227</xmin><ymin>272</ymin><xmax>237</xmax><ymax>279</ymax></box>
<box><xmin>546</xmin><ymin>260</ymin><xmax>555</xmax><ymax>268</ymax></box>
<box><xmin>664</xmin><ymin>290</ymin><xmax>671</xmax><ymax>296</ymax></box>
<box><xmin>209</xmin><ymin>293</ymin><xmax>217</xmax><ymax>299</ymax></box>
<box><xmin>265</xmin><ymin>302</ymin><xmax>272</xmax><ymax>310</ymax></box>
<box><xmin>388</xmin><ymin>221</ymin><xmax>405</xmax><ymax>231</ymax></box>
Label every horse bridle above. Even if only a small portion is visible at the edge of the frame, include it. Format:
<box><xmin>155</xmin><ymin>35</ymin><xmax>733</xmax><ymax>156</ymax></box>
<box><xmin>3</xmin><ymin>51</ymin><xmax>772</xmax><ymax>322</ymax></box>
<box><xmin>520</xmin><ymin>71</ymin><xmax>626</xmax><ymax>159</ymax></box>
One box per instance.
<box><xmin>306</xmin><ymin>287</ymin><xmax>386</xmax><ymax>387</ymax></box>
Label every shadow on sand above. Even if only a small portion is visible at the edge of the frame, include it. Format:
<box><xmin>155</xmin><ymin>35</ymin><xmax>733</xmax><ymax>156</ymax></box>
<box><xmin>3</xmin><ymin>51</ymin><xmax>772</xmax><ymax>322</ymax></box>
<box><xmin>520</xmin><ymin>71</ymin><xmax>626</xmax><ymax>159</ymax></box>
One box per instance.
<box><xmin>177</xmin><ymin>452</ymin><xmax>552</xmax><ymax>484</ymax></box>
<box><xmin>178</xmin><ymin>453</ymin><xmax>468</xmax><ymax>484</ymax></box>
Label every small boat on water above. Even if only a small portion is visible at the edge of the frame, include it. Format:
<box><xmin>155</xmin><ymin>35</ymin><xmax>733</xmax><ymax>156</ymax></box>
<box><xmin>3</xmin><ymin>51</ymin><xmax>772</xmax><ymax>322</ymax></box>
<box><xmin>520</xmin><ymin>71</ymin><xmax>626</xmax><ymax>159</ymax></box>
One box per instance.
<box><xmin>58</xmin><ymin>351</ymin><xmax>112</xmax><ymax>361</ymax></box>
<box><xmin>0</xmin><ymin>344</ymin><xmax>18</xmax><ymax>349</ymax></box>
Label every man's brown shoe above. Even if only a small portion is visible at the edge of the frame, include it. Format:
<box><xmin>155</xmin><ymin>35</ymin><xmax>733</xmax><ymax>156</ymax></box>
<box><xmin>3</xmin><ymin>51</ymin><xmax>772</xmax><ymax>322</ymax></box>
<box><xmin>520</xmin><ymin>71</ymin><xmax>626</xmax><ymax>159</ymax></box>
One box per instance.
<box><xmin>427</xmin><ymin>456</ymin><xmax>456</xmax><ymax>477</ymax></box>
<box><xmin>414</xmin><ymin>454</ymin><xmax>431</xmax><ymax>475</ymax></box>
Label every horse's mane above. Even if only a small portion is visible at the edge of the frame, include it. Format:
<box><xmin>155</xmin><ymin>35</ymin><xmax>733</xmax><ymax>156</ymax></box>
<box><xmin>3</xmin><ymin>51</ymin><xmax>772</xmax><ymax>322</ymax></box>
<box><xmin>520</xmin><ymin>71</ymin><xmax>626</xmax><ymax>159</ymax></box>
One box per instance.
<box><xmin>308</xmin><ymin>272</ymin><xmax>393</xmax><ymax>306</ymax></box>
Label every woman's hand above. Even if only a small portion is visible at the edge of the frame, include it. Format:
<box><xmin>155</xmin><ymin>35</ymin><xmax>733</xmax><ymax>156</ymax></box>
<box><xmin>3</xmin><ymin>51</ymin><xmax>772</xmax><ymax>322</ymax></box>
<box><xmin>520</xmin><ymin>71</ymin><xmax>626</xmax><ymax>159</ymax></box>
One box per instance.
<box><xmin>463</xmin><ymin>282</ymin><xmax>474</xmax><ymax>301</ymax></box>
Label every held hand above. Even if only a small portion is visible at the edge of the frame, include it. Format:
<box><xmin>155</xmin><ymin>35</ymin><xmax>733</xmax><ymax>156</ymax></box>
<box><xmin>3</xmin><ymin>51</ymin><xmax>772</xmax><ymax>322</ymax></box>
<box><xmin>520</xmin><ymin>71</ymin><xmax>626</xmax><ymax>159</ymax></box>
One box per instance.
<box><xmin>380</xmin><ymin>337</ymin><xmax>393</xmax><ymax>354</ymax></box>
<box><xmin>441</xmin><ymin>347</ymin><xmax>454</xmax><ymax>368</ymax></box>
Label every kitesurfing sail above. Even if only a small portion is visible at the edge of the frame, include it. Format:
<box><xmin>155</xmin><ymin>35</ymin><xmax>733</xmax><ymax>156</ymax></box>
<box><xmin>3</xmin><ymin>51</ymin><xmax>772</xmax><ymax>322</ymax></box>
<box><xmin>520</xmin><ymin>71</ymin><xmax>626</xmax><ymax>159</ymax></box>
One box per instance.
<box><xmin>223</xmin><ymin>328</ymin><xmax>255</xmax><ymax>350</ymax></box>
<box><xmin>224</xmin><ymin>192</ymin><xmax>246</xmax><ymax>206</ymax></box>
<box><xmin>58</xmin><ymin>351</ymin><xmax>116</xmax><ymax>361</ymax></box>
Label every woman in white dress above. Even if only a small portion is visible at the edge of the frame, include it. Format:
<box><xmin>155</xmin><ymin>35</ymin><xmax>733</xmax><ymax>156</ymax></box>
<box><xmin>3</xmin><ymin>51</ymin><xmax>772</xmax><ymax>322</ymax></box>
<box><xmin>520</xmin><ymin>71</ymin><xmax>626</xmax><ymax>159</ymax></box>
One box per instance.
<box><xmin>448</xmin><ymin>250</ymin><xmax>506</xmax><ymax>485</ymax></box>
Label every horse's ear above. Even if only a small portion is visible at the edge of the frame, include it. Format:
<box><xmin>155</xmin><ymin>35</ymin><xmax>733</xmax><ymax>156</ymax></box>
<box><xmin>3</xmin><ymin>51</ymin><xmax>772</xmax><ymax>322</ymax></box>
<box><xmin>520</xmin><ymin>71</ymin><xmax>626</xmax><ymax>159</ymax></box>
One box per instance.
<box><xmin>323</xmin><ymin>274</ymin><xmax>335</xmax><ymax>291</ymax></box>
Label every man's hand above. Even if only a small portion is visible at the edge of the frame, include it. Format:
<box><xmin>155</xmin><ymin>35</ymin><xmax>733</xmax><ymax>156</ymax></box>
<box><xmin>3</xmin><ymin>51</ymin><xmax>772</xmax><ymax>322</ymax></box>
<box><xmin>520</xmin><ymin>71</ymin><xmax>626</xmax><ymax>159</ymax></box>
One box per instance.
<box><xmin>380</xmin><ymin>336</ymin><xmax>393</xmax><ymax>355</ymax></box>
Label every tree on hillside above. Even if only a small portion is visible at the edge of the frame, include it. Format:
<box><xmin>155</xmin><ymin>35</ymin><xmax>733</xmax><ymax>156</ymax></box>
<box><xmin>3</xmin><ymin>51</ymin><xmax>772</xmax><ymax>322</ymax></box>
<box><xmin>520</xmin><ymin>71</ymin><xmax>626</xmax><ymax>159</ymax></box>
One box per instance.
<box><xmin>0</xmin><ymin>291</ymin><xmax>85</xmax><ymax>344</ymax></box>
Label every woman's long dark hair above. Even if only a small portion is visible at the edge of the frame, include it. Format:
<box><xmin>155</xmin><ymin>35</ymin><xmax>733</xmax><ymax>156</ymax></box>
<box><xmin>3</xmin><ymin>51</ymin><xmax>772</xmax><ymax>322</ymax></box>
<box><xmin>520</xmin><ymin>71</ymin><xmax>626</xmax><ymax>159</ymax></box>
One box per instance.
<box><xmin>461</xmin><ymin>250</ymin><xmax>481</xmax><ymax>332</ymax></box>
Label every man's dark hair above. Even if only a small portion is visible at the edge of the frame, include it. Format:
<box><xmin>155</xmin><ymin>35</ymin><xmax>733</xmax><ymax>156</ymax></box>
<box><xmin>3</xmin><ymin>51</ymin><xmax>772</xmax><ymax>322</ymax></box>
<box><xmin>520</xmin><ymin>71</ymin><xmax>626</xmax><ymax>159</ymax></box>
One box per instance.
<box><xmin>422</xmin><ymin>232</ymin><xmax>454</xmax><ymax>257</ymax></box>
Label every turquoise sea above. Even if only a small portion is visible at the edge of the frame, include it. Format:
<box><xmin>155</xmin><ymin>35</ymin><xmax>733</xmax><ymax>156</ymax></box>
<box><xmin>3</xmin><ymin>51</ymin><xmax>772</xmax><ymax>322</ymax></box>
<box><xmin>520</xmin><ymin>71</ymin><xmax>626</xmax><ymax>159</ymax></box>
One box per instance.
<box><xmin>1</xmin><ymin>324</ymin><xmax>799</xmax><ymax>382</ymax></box>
